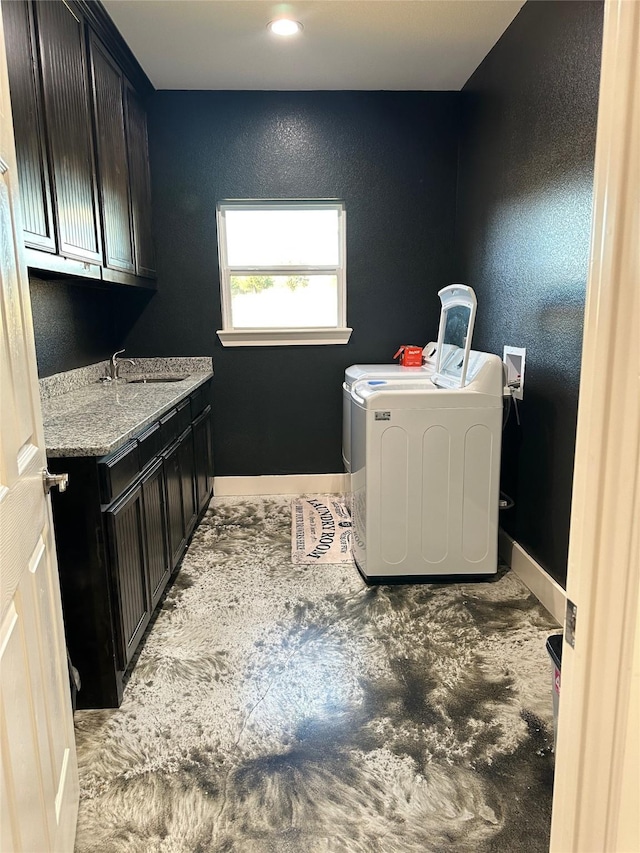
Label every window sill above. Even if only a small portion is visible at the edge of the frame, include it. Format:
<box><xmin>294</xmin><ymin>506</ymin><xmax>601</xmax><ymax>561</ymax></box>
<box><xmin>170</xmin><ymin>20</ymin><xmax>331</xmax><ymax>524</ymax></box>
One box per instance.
<box><xmin>216</xmin><ymin>328</ymin><xmax>353</xmax><ymax>347</ymax></box>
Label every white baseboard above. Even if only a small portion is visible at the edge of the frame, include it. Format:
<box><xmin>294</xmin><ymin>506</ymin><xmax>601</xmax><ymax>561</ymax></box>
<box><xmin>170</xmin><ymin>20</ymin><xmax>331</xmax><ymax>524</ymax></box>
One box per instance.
<box><xmin>499</xmin><ymin>528</ymin><xmax>566</xmax><ymax>626</ymax></box>
<box><xmin>213</xmin><ymin>473</ymin><xmax>349</xmax><ymax>497</ymax></box>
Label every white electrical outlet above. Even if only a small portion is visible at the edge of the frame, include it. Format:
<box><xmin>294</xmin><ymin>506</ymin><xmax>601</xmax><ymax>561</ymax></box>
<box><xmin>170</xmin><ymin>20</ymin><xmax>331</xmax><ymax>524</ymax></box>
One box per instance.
<box><xmin>503</xmin><ymin>346</ymin><xmax>526</xmax><ymax>400</ymax></box>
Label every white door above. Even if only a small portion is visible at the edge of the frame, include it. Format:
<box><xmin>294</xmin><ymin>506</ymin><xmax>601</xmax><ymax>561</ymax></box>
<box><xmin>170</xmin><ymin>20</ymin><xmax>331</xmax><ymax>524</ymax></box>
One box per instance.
<box><xmin>0</xmin><ymin>6</ymin><xmax>79</xmax><ymax>851</ymax></box>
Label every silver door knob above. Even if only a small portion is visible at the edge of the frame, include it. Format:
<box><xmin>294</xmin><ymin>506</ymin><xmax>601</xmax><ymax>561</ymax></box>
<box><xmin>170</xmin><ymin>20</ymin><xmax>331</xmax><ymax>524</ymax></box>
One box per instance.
<box><xmin>43</xmin><ymin>469</ymin><xmax>69</xmax><ymax>494</ymax></box>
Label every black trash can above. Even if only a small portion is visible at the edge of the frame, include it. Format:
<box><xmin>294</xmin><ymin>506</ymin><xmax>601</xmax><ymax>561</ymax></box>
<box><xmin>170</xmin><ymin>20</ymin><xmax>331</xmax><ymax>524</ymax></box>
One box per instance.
<box><xmin>546</xmin><ymin>633</ymin><xmax>563</xmax><ymax>750</ymax></box>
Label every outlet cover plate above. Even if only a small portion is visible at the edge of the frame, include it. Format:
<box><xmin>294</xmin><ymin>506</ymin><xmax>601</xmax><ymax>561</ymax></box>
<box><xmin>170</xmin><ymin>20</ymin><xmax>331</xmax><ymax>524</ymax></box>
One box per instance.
<box><xmin>503</xmin><ymin>345</ymin><xmax>526</xmax><ymax>400</ymax></box>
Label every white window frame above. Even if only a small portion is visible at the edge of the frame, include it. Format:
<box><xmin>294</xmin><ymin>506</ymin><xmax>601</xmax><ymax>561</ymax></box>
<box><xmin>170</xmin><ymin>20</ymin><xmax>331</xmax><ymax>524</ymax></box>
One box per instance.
<box><xmin>216</xmin><ymin>199</ymin><xmax>352</xmax><ymax>347</ymax></box>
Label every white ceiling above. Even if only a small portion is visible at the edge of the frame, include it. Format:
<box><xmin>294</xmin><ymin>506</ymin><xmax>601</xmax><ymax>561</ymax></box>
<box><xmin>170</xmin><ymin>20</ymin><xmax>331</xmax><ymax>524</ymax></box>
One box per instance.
<box><xmin>103</xmin><ymin>0</ymin><xmax>526</xmax><ymax>91</ymax></box>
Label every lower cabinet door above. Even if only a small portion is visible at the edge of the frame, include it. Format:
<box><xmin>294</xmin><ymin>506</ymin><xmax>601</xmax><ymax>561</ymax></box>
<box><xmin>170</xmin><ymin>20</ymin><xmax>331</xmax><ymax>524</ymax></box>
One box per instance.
<box><xmin>163</xmin><ymin>439</ymin><xmax>185</xmax><ymax>570</ymax></box>
<box><xmin>105</xmin><ymin>483</ymin><xmax>151</xmax><ymax>668</ymax></box>
<box><xmin>193</xmin><ymin>405</ymin><xmax>213</xmax><ymax>514</ymax></box>
<box><xmin>141</xmin><ymin>458</ymin><xmax>171</xmax><ymax>608</ymax></box>
<box><xmin>178</xmin><ymin>427</ymin><xmax>197</xmax><ymax>536</ymax></box>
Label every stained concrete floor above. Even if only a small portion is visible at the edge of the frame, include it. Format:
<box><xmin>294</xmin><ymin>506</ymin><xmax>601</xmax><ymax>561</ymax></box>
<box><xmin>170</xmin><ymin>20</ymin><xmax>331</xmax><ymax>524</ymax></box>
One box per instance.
<box><xmin>74</xmin><ymin>496</ymin><xmax>558</xmax><ymax>852</ymax></box>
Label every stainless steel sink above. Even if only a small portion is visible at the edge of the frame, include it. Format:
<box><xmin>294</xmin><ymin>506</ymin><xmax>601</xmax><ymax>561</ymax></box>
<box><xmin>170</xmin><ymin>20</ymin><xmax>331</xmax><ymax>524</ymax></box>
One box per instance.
<box><xmin>127</xmin><ymin>374</ymin><xmax>190</xmax><ymax>384</ymax></box>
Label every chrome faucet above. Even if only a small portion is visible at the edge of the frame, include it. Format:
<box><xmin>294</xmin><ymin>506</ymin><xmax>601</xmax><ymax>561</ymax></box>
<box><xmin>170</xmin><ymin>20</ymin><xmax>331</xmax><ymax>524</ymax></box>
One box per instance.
<box><xmin>109</xmin><ymin>349</ymin><xmax>135</xmax><ymax>380</ymax></box>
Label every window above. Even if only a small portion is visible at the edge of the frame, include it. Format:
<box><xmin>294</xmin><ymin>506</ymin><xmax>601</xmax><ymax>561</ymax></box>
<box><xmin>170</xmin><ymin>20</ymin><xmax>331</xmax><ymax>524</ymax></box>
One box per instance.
<box><xmin>216</xmin><ymin>200</ymin><xmax>351</xmax><ymax>346</ymax></box>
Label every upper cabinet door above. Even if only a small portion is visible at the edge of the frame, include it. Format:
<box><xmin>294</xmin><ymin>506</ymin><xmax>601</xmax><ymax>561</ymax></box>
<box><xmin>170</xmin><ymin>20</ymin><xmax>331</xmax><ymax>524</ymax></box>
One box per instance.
<box><xmin>89</xmin><ymin>35</ymin><xmax>134</xmax><ymax>273</ymax></box>
<box><xmin>2</xmin><ymin>0</ymin><xmax>55</xmax><ymax>252</ymax></box>
<box><xmin>35</xmin><ymin>0</ymin><xmax>102</xmax><ymax>264</ymax></box>
<box><xmin>125</xmin><ymin>85</ymin><xmax>156</xmax><ymax>277</ymax></box>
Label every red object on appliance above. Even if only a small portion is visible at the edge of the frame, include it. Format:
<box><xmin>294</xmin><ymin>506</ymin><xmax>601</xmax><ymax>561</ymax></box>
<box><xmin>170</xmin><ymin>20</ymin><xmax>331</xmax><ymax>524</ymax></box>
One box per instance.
<box><xmin>393</xmin><ymin>345</ymin><xmax>424</xmax><ymax>367</ymax></box>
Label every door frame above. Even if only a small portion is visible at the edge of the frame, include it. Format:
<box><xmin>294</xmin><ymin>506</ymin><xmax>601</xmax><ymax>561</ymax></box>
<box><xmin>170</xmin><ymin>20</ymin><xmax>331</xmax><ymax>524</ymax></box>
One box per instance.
<box><xmin>549</xmin><ymin>0</ymin><xmax>639</xmax><ymax>850</ymax></box>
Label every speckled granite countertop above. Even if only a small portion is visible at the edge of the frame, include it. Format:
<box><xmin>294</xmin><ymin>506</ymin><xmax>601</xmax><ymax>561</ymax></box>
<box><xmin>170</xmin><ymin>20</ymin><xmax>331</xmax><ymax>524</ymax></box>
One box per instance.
<box><xmin>41</xmin><ymin>358</ymin><xmax>213</xmax><ymax>458</ymax></box>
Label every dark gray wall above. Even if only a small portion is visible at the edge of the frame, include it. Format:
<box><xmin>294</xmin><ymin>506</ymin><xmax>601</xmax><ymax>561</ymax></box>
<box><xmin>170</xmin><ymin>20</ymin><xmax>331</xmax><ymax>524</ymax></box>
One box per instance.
<box><xmin>30</xmin><ymin>276</ymin><xmax>118</xmax><ymax>376</ymax></box>
<box><xmin>455</xmin><ymin>0</ymin><xmax>604</xmax><ymax>586</ymax></box>
<box><xmin>125</xmin><ymin>91</ymin><xmax>460</xmax><ymax>475</ymax></box>
<box><xmin>29</xmin><ymin>275</ymin><xmax>149</xmax><ymax>377</ymax></box>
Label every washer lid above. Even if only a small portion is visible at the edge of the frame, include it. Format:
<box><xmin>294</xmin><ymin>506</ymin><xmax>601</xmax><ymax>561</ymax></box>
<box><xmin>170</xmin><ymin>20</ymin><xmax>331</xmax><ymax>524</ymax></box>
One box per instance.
<box><xmin>344</xmin><ymin>342</ymin><xmax>438</xmax><ymax>389</ymax></box>
<box><xmin>433</xmin><ymin>284</ymin><xmax>477</xmax><ymax>389</ymax></box>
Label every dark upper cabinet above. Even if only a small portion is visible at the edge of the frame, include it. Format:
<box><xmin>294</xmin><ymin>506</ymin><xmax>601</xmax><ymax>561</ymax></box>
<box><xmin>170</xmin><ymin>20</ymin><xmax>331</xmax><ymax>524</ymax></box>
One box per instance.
<box><xmin>89</xmin><ymin>33</ymin><xmax>135</xmax><ymax>273</ymax></box>
<box><xmin>125</xmin><ymin>85</ymin><xmax>156</xmax><ymax>277</ymax></box>
<box><xmin>5</xmin><ymin>0</ymin><xmax>156</xmax><ymax>287</ymax></box>
<box><xmin>35</xmin><ymin>0</ymin><xmax>102</xmax><ymax>264</ymax></box>
<box><xmin>3</xmin><ymin>0</ymin><xmax>56</xmax><ymax>252</ymax></box>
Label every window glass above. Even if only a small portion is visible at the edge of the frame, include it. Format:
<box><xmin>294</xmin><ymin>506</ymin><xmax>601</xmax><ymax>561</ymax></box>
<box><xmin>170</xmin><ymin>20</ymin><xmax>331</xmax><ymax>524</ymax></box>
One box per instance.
<box><xmin>230</xmin><ymin>275</ymin><xmax>338</xmax><ymax>328</ymax></box>
<box><xmin>216</xmin><ymin>200</ymin><xmax>349</xmax><ymax>346</ymax></box>
<box><xmin>225</xmin><ymin>209</ymin><xmax>340</xmax><ymax>267</ymax></box>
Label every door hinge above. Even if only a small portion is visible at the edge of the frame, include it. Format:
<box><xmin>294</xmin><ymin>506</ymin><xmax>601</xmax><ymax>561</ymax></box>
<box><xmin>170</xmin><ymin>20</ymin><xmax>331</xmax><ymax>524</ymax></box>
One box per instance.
<box><xmin>565</xmin><ymin>599</ymin><xmax>577</xmax><ymax>648</ymax></box>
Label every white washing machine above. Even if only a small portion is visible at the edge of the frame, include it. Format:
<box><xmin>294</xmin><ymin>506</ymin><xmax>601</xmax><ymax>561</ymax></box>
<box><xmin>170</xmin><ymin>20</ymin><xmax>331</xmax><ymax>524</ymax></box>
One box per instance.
<box><xmin>349</xmin><ymin>285</ymin><xmax>504</xmax><ymax>582</ymax></box>
<box><xmin>342</xmin><ymin>342</ymin><xmax>439</xmax><ymax>472</ymax></box>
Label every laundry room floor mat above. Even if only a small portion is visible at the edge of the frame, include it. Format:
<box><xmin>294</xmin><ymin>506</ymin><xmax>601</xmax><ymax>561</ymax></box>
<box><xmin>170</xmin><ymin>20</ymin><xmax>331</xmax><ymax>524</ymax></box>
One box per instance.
<box><xmin>291</xmin><ymin>495</ymin><xmax>353</xmax><ymax>564</ymax></box>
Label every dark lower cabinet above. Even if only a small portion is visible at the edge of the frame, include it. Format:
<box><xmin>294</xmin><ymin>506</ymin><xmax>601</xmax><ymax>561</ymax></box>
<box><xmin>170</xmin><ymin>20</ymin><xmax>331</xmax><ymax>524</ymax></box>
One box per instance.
<box><xmin>105</xmin><ymin>483</ymin><xmax>150</xmax><ymax>668</ymax></box>
<box><xmin>178</xmin><ymin>428</ymin><xmax>197</xmax><ymax>537</ymax></box>
<box><xmin>163</xmin><ymin>438</ymin><xmax>186</xmax><ymax>570</ymax></box>
<box><xmin>48</xmin><ymin>380</ymin><xmax>213</xmax><ymax>709</ymax></box>
<box><xmin>141</xmin><ymin>459</ymin><xmax>170</xmax><ymax>609</ymax></box>
<box><xmin>163</xmin><ymin>426</ymin><xmax>198</xmax><ymax>569</ymax></box>
<box><xmin>193</xmin><ymin>405</ymin><xmax>214</xmax><ymax>514</ymax></box>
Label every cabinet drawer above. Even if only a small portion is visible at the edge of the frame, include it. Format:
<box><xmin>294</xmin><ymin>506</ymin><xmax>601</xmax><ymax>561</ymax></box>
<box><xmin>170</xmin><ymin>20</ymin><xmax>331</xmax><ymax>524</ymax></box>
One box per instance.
<box><xmin>99</xmin><ymin>440</ymin><xmax>140</xmax><ymax>503</ymax></box>
<box><xmin>137</xmin><ymin>421</ymin><xmax>162</xmax><ymax>469</ymax></box>
<box><xmin>159</xmin><ymin>408</ymin><xmax>178</xmax><ymax>450</ymax></box>
<box><xmin>189</xmin><ymin>381</ymin><xmax>213</xmax><ymax>419</ymax></box>
<box><xmin>176</xmin><ymin>399</ymin><xmax>191</xmax><ymax>436</ymax></box>
<box><xmin>190</xmin><ymin>387</ymin><xmax>204</xmax><ymax>420</ymax></box>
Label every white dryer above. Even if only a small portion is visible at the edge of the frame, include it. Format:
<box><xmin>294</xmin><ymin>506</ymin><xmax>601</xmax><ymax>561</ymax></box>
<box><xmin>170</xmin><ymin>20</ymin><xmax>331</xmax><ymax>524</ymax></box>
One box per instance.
<box><xmin>349</xmin><ymin>285</ymin><xmax>504</xmax><ymax>582</ymax></box>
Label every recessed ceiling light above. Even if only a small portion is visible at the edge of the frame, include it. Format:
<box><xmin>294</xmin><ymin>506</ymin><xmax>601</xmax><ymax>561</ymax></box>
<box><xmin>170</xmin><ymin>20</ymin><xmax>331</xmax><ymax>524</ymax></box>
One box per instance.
<box><xmin>267</xmin><ymin>18</ymin><xmax>303</xmax><ymax>37</ymax></box>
